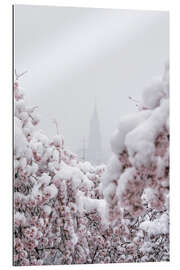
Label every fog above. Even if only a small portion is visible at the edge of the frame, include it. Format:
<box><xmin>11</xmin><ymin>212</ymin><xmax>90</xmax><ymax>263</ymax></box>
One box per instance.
<box><xmin>14</xmin><ymin>5</ymin><xmax>169</xmax><ymax>162</ymax></box>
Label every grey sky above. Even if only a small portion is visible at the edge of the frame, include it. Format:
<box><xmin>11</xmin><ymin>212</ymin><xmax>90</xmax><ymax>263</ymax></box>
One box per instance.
<box><xmin>14</xmin><ymin>5</ymin><xmax>169</xmax><ymax>160</ymax></box>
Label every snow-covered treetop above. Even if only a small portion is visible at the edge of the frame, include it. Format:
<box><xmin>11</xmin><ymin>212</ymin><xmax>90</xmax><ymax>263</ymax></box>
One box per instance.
<box><xmin>102</xmin><ymin>63</ymin><xmax>169</xmax><ymax>221</ymax></box>
<box><xmin>111</xmin><ymin>63</ymin><xmax>169</xmax><ymax>167</ymax></box>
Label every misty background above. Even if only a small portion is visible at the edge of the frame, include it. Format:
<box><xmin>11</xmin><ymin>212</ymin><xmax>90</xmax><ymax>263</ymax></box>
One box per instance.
<box><xmin>14</xmin><ymin>5</ymin><xmax>169</xmax><ymax>163</ymax></box>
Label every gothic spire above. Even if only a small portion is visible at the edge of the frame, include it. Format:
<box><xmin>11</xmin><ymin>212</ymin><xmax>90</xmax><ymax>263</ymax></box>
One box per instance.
<box><xmin>87</xmin><ymin>99</ymin><xmax>102</xmax><ymax>165</ymax></box>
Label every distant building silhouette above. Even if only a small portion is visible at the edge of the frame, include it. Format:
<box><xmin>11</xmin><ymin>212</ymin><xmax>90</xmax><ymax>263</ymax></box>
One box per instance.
<box><xmin>87</xmin><ymin>100</ymin><xmax>102</xmax><ymax>165</ymax></box>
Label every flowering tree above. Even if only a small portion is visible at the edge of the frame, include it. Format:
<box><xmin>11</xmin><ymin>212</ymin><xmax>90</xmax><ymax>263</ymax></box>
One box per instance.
<box><xmin>13</xmin><ymin>63</ymin><xmax>169</xmax><ymax>265</ymax></box>
<box><xmin>101</xmin><ymin>62</ymin><xmax>169</xmax><ymax>262</ymax></box>
<box><xmin>13</xmin><ymin>73</ymin><xmax>111</xmax><ymax>265</ymax></box>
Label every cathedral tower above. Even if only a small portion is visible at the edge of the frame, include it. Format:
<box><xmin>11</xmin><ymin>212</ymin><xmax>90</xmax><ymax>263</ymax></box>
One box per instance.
<box><xmin>87</xmin><ymin>100</ymin><xmax>102</xmax><ymax>165</ymax></box>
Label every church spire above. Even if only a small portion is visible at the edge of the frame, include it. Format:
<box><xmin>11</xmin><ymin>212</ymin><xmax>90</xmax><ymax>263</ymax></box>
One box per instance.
<box><xmin>87</xmin><ymin>99</ymin><xmax>102</xmax><ymax>165</ymax></box>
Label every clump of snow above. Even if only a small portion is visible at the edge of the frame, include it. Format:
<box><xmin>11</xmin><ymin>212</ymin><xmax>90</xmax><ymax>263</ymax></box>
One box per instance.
<box><xmin>111</xmin><ymin>98</ymin><xmax>169</xmax><ymax>167</ymax></box>
<box><xmin>116</xmin><ymin>168</ymin><xmax>136</xmax><ymax>199</ymax></box>
<box><xmin>53</xmin><ymin>162</ymin><xmax>93</xmax><ymax>189</ymax></box>
<box><xmin>125</xmin><ymin>99</ymin><xmax>169</xmax><ymax>167</ymax></box>
<box><xmin>101</xmin><ymin>155</ymin><xmax>122</xmax><ymax>189</ymax></box>
<box><xmin>71</xmin><ymin>233</ymin><xmax>78</xmax><ymax>245</ymax></box>
<box><xmin>156</xmin><ymin>157</ymin><xmax>165</xmax><ymax>178</ymax></box>
<box><xmin>39</xmin><ymin>173</ymin><xmax>51</xmax><ymax>185</ymax></box>
<box><xmin>78</xmin><ymin>161</ymin><xmax>94</xmax><ymax>174</ymax></box>
<box><xmin>52</xmin><ymin>134</ymin><xmax>64</xmax><ymax>148</ymax></box>
<box><xmin>15</xmin><ymin>99</ymin><xmax>26</xmax><ymax>114</ymax></box>
<box><xmin>14</xmin><ymin>84</ymin><xmax>24</xmax><ymax>100</ymax></box>
<box><xmin>14</xmin><ymin>192</ymin><xmax>27</xmax><ymax>203</ymax></box>
<box><xmin>141</xmin><ymin>187</ymin><xmax>155</xmax><ymax>202</ymax></box>
<box><xmin>19</xmin><ymin>157</ymin><xmax>27</xmax><ymax>169</ymax></box>
<box><xmin>53</xmin><ymin>163</ymin><xmax>81</xmax><ymax>187</ymax></box>
<box><xmin>30</xmin><ymin>140</ymin><xmax>44</xmax><ymax>157</ymax></box>
<box><xmin>25</xmin><ymin>162</ymin><xmax>38</xmax><ymax>176</ymax></box>
<box><xmin>139</xmin><ymin>242</ymin><xmax>153</xmax><ymax>253</ymax></box>
<box><xmin>44</xmin><ymin>184</ymin><xmax>58</xmax><ymax>199</ymax></box>
<box><xmin>33</xmin><ymin>131</ymin><xmax>49</xmax><ymax>146</ymax></box>
<box><xmin>18</xmin><ymin>111</ymin><xmax>29</xmax><ymax>122</ymax></box>
<box><xmin>142</xmin><ymin>77</ymin><xmax>166</xmax><ymax>109</ymax></box>
<box><xmin>142</xmin><ymin>62</ymin><xmax>169</xmax><ymax>110</ymax></box>
<box><xmin>14</xmin><ymin>117</ymin><xmax>27</xmax><ymax>158</ymax></box>
<box><xmin>77</xmin><ymin>191</ymin><xmax>108</xmax><ymax>225</ymax></box>
<box><xmin>140</xmin><ymin>213</ymin><xmax>169</xmax><ymax>235</ymax></box>
<box><xmin>42</xmin><ymin>205</ymin><xmax>52</xmax><ymax>216</ymax></box>
<box><xmin>103</xmin><ymin>182</ymin><xmax>117</xmax><ymax>204</ymax></box>
<box><xmin>15</xmin><ymin>212</ymin><xmax>27</xmax><ymax>226</ymax></box>
<box><xmin>111</xmin><ymin>110</ymin><xmax>151</xmax><ymax>155</ymax></box>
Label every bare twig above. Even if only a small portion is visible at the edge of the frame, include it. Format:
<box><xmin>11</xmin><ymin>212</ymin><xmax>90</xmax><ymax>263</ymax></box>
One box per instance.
<box><xmin>92</xmin><ymin>246</ymin><xmax>98</xmax><ymax>263</ymax></box>
<box><xmin>15</xmin><ymin>69</ymin><xmax>28</xmax><ymax>80</ymax></box>
<box><xmin>53</xmin><ymin>118</ymin><xmax>60</xmax><ymax>135</ymax></box>
<box><xmin>128</xmin><ymin>96</ymin><xmax>148</xmax><ymax>110</ymax></box>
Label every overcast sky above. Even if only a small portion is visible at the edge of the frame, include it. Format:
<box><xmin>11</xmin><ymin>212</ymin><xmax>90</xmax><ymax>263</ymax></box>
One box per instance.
<box><xmin>14</xmin><ymin>5</ymin><xmax>169</xmax><ymax>160</ymax></box>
